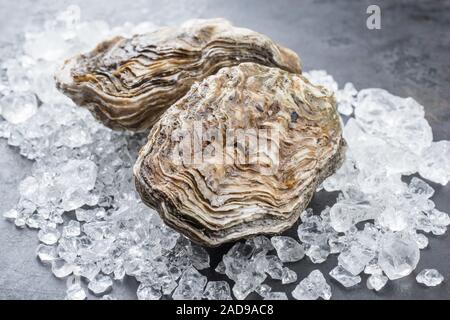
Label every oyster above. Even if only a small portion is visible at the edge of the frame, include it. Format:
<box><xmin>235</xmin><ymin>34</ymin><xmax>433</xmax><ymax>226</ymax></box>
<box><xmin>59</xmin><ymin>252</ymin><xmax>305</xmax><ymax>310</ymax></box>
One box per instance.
<box><xmin>55</xmin><ymin>18</ymin><xmax>301</xmax><ymax>131</ymax></box>
<box><xmin>134</xmin><ymin>63</ymin><xmax>346</xmax><ymax>246</ymax></box>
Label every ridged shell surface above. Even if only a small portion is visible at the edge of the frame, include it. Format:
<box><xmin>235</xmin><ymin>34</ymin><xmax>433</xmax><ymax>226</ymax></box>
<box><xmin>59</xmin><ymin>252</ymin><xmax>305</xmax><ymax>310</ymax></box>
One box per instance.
<box><xmin>55</xmin><ymin>18</ymin><xmax>301</xmax><ymax>131</ymax></box>
<box><xmin>134</xmin><ymin>63</ymin><xmax>346</xmax><ymax>246</ymax></box>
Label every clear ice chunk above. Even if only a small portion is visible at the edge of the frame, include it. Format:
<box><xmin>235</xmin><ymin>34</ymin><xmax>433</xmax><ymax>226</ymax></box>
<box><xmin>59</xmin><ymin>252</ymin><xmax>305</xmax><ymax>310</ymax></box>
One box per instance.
<box><xmin>366</xmin><ymin>274</ymin><xmax>388</xmax><ymax>291</ymax></box>
<box><xmin>203</xmin><ymin>281</ymin><xmax>232</xmax><ymax>300</ymax></box>
<box><xmin>419</xmin><ymin>141</ymin><xmax>450</xmax><ymax>185</ymax></box>
<box><xmin>364</xmin><ymin>261</ymin><xmax>382</xmax><ymax>275</ymax></box>
<box><xmin>88</xmin><ymin>274</ymin><xmax>113</xmax><ymax>295</ymax></box>
<box><xmin>215</xmin><ymin>261</ymin><xmax>226</xmax><ymax>274</ymax></box>
<box><xmin>3</xmin><ymin>209</ymin><xmax>18</xmax><ymax>220</ymax></box>
<box><xmin>62</xmin><ymin>220</ymin><xmax>81</xmax><ymax>238</ymax></box>
<box><xmin>255</xmin><ymin>284</ymin><xmax>289</xmax><ymax>300</ymax></box>
<box><xmin>264</xmin><ymin>255</ymin><xmax>284</xmax><ymax>280</ymax></box>
<box><xmin>305</xmin><ymin>244</ymin><xmax>330</xmax><ymax>264</ymax></box>
<box><xmin>0</xmin><ymin>92</ymin><xmax>38</xmax><ymax>124</ymax></box>
<box><xmin>136</xmin><ymin>284</ymin><xmax>162</xmax><ymax>300</ymax></box>
<box><xmin>378</xmin><ymin>232</ymin><xmax>420</xmax><ymax>280</ymax></box>
<box><xmin>330</xmin><ymin>200</ymin><xmax>377</xmax><ymax>233</ymax></box>
<box><xmin>336</xmin><ymin>82</ymin><xmax>357</xmax><ymax>116</ymax></box>
<box><xmin>414</xmin><ymin>233</ymin><xmax>429</xmax><ymax>249</ymax></box>
<box><xmin>408</xmin><ymin>177</ymin><xmax>434</xmax><ymax>198</ymax></box>
<box><xmin>271</xmin><ymin>236</ymin><xmax>305</xmax><ymax>262</ymax></box>
<box><xmin>263</xmin><ymin>292</ymin><xmax>288</xmax><ymax>300</ymax></box>
<box><xmin>377</xmin><ymin>207</ymin><xmax>409</xmax><ymax>232</ymax></box>
<box><xmin>355</xmin><ymin>89</ymin><xmax>432</xmax><ymax>155</ymax></box>
<box><xmin>65</xmin><ymin>276</ymin><xmax>86</xmax><ymax>300</ymax></box>
<box><xmin>255</xmin><ymin>284</ymin><xmax>271</xmax><ymax>298</ymax></box>
<box><xmin>232</xmin><ymin>272</ymin><xmax>266</xmax><ymax>300</ymax></box>
<box><xmin>416</xmin><ymin>269</ymin><xmax>444</xmax><ymax>287</ymax></box>
<box><xmin>36</xmin><ymin>244</ymin><xmax>58</xmax><ymax>264</ymax></box>
<box><xmin>172</xmin><ymin>267</ymin><xmax>207</xmax><ymax>300</ymax></box>
<box><xmin>65</xmin><ymin>284</ymin><xmax>86</xmax><ymax>300</ymax></box>
<box><xmin>281</xmin><ymin>267</ymin><xmax>297</xmax><ymax>284</ymax></box>
<box><xmin>292</xmin><ymin>270</ymin><xmax>331</xmax><ymax>300</ymax></box>
<box><xmin>329</xmin><ymin>265</ymin><xmax>361</xmax><ymax>287</ymax></box>
<box><xmin>78</xmin><ymin>262</ymin><xmax>100</xmax><ymax>281</ymax></box>
<box><xmin>38</xmin><ymin>225</ymin><xmax>61</xmax><ymax>245</ymax></box>
<box><xmin>338</xmin><ymin>244</ymin><xmax>375</xmax><ymax>276</ymax></box>
<box><xmin>51</xmin><ymin>259</ymin><xmax>74</xmax><ymax>278</ymax></box>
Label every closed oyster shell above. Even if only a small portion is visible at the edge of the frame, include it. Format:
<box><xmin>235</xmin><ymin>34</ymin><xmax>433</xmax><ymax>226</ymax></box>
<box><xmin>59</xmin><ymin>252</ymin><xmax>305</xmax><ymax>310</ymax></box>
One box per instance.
<box><xmin>134</xmin><ymin>63</ymin><xmax>346</xmax><ymax>246</ymax></box>
<box><xmin>55</xmin><ymin>18</ymin><xmax>301</xmax><ymax>131</ymax></box>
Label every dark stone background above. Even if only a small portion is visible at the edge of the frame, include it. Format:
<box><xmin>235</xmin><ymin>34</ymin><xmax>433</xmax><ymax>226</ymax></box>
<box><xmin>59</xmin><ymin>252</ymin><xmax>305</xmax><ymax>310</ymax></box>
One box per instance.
<box><xmin>0</xmin><ymin>0</ymin><xmax>449</xmax><ymax>299</ymax></box>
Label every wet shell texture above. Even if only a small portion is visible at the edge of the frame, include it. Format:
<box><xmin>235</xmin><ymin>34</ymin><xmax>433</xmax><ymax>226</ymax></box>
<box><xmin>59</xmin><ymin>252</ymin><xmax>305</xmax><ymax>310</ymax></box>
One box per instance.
<box><xmin>55</xmin><ymin>18</ymin><xmax>301</xmax><ymax>131</ymax></box>
<box><xmin>134</xmin><ymin>63</ymin><xmax>346</xmax><ymax>246</ymax></box>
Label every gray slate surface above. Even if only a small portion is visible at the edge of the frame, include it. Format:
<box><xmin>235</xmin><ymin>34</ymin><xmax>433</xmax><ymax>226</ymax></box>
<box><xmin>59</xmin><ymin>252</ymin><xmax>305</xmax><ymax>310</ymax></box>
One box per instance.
<box><xmin>0</xmin><ymin>0</ymin><xmax>449</xmax><ymax>300</ymax></box>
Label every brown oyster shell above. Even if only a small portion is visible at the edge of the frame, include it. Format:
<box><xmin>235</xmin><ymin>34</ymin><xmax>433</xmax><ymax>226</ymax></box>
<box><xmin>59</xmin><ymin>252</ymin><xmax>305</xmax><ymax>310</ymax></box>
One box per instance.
<box><xmin>134</xmin><ymin>63</ymin><xmax>346</xmax><ymax>246</ymax></box>
<box><xmin>55</xmin><ymin>18</ymin><xmax>301</xmax><ymax>131</ymax></box>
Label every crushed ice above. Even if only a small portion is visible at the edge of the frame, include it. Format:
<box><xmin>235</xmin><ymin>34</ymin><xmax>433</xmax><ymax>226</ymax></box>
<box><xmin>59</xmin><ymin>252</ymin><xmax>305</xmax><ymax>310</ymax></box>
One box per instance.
<box><xmin>1</xmin><ymin>6</ymin><xmax>449</xmax><ymax>300</ymax></box>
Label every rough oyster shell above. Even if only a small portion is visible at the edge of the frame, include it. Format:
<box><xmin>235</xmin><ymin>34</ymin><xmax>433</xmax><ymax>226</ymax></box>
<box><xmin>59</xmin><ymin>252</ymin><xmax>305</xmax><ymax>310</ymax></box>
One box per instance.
<box><xmin>55</xmin><ymin>18</ymin><xmax>301</xmax><ymax>131</ymax></box>
<box><xmin>134</xmin><ymin>63</ymin><xmax>346</xmax><ymax>246</ymax></box>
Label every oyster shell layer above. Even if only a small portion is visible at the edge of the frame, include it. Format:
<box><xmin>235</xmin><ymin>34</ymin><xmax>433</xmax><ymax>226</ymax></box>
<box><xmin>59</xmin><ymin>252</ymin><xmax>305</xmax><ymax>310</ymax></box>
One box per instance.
<box><xmin>134</xmin><ymin>63</ymin><xmax>346</xmax><ymax>246</ymax></box>
<box><xmin>55</xmin><ymin>18</ymin><xmax>301</xmax><ymax>131</ymax></box>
